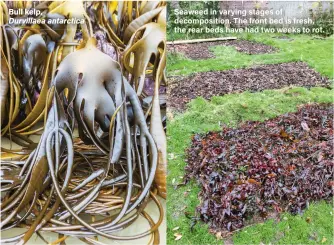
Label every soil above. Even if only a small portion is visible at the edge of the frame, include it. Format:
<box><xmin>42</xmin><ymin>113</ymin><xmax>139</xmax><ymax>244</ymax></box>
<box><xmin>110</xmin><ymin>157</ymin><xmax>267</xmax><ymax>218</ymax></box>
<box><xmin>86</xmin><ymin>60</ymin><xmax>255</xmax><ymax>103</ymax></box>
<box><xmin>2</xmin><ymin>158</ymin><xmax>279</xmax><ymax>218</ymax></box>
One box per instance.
<box><xmin>168</xmin><ymin>62</ymin><xmax>331</xmax><ymax>111</ymax></box>
<box><xmin>167</xmin><ymin>40</ymin><xmax>277</xmax><ymax>60</ymax></box>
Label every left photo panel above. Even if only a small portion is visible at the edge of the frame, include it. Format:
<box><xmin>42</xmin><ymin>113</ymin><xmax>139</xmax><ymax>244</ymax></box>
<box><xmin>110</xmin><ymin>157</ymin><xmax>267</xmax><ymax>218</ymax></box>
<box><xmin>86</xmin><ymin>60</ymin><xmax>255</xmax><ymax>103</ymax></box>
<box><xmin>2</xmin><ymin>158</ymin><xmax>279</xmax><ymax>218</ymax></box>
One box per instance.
<box><xmin>1</xmin><ymin>1</ymin><xmax>166</xmax><ymax>244</ymax></box>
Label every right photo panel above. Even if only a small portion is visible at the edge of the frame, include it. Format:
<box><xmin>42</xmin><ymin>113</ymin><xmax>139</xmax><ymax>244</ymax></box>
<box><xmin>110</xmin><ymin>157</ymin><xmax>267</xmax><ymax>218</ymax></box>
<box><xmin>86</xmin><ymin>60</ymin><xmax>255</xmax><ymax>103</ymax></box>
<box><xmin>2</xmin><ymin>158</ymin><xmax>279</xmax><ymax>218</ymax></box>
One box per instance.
<box><xmin>166</xmin><ymin>1</ymin><xmax>333</xmax><ymax>244</ymax></box>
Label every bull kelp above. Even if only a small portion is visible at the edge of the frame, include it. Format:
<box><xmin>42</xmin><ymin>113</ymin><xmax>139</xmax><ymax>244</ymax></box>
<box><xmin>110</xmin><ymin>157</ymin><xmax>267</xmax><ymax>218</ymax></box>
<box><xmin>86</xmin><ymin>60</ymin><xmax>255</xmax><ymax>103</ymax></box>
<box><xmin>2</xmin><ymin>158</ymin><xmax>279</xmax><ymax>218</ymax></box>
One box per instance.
<box><xmin>1</xmin><ymin>1</ymin><xmax>166</xmax><ymax>244</ymax></box>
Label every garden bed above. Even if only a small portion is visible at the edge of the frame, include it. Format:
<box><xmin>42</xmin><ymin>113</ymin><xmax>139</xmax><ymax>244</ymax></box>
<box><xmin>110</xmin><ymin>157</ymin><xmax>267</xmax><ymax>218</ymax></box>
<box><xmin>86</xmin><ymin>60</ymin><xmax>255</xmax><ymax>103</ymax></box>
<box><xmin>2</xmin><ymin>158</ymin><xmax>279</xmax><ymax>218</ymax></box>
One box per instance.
<box><xmin>168</xmin><ymin>62</ymin><xmax>331</xmax><ymax>111</ymax></box>
<box><xmin>184</xmin><ymin>103</ymin><xmax>333</xmax><ymax>233</ymax></box>
<box><xmin>167</xmin><ymin>39</ymin><xmax>277</xmax><ymax>60</ymax></box>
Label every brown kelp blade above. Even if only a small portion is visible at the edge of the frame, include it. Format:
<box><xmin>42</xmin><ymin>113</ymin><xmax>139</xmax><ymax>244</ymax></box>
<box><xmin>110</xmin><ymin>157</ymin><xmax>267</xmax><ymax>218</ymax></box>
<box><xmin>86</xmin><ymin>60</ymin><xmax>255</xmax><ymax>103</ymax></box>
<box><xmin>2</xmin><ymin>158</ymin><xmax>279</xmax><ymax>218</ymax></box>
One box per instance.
<box><xmin>123</xmin><ymin>6</ymin><xmax>165</xmax><ymax>44</ymax></box>
<box><xmin>123</xmin><ymin>22</ymin><xmax>166</xmax><ymax>96</ymax></box>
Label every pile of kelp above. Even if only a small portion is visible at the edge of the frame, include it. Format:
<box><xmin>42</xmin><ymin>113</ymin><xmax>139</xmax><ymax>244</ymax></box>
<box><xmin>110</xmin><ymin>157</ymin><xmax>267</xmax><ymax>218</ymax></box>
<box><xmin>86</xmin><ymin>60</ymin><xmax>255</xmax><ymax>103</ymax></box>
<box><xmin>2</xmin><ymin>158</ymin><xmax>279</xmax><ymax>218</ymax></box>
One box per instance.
<box><xmin>185</xmin><ymin>104</ymin><xmax>333</xmax><ymax>232</ymax></box>
<box><xmin>1</xmin><ymin>1</ymin><xmax>167</xmax><ymax>244</ymax></box>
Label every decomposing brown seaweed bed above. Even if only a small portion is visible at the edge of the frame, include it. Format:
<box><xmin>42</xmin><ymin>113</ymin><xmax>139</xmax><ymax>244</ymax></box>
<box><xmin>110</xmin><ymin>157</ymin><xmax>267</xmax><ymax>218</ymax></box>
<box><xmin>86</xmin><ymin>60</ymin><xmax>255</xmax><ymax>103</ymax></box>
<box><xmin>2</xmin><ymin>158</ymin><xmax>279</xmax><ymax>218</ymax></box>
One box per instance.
<box><xmin>168</xmin><ymin>62</ymin><xmax>331</xmax><ymax>111</ymax></box>
<box><xmin>185</xmin><ymin>103</ymin><xmax>333</xmax><ymax>232</ymax></box>
<box><xmin>1</xmin><ymin>1</ymin><xmax>167</xmax><ymax>244</ymax></box>
<box><xmin>167</xmin><ymin>39</ymin><xmax>277</xmax><ymax>60</ymax></box>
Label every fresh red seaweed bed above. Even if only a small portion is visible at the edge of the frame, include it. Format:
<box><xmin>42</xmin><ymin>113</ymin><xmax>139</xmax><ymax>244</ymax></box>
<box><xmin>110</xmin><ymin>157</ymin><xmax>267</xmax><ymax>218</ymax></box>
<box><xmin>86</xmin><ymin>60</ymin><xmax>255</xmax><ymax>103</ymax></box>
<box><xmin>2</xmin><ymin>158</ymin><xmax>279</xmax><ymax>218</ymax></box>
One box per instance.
<box><xmin>184</xmin><ymin>104</ymin><xmax>333</xmax><ymax>232</ymax></box>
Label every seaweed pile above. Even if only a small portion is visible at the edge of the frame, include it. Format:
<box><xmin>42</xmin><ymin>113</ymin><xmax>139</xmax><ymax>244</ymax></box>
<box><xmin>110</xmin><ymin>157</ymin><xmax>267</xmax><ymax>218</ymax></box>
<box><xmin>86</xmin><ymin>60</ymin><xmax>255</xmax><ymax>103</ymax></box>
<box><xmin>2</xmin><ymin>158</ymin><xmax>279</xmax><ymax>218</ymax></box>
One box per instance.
<box><xmin>168</xmin><ymin>62</ymin><xmax>331</xmax><ymax>111</ymax></box>
<box><xmin>167</xmin><ymin>39</ymin><xmax>276</xmax><ymax>60</ymax></box>
<box><xmin>185</xmin><ymin>104</ymin><xmax>333</xmax><ymax>232</ymax></box>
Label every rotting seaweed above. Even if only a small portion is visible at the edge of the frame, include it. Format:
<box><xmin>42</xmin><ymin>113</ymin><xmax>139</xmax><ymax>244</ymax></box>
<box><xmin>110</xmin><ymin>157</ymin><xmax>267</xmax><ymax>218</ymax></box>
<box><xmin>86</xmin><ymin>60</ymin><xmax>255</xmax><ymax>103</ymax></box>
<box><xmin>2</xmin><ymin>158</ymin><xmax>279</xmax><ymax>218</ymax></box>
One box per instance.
<box><xmin>185</xmin><ymin>104</ymin><xmax>334</xmax><ymax>232</ymax></box>
<box><xmin>167</xmin><ymin>39</ymin><xmax>277</xmax><ymax>60</ymax></box>
<box><xmin>168</xmin><ymin>62</ymin><xmax>331</xmax><ymax>111</ymax></box>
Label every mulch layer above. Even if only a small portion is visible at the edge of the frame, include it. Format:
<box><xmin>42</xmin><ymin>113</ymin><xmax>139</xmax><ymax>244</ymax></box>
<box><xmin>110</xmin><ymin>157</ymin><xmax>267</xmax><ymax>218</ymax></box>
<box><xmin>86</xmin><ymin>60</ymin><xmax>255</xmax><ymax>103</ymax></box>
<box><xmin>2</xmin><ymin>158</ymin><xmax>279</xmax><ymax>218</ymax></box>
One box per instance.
<box><xmin>168</xmin><ymin>62</ymin><xmax>331</xmax><ymax>111</ymax></box>
<box><xmin>167</xmin><ymin>39</ymin><xmax>277</xmax><ymax>60</ymax></box>
<box><xmin>185</xmin><ymin>103</ymin><xmax>333</xmax><ymax>232</ymax></box>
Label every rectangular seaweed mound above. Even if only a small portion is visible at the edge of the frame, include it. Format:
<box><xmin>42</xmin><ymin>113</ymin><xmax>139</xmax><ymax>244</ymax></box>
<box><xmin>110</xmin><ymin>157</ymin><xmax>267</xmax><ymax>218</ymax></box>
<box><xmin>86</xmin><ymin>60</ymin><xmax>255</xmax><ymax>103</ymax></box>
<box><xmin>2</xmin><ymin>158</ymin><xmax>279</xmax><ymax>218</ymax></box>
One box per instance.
<box><xmin>168</xmin><ymin>62</ymin><xmax>331</xmax><ymax>111</ymax></box>
<box><xmin>185</xmin><ymin>103</ymin><xmax>333</xmax><ymax>232</ymax></box>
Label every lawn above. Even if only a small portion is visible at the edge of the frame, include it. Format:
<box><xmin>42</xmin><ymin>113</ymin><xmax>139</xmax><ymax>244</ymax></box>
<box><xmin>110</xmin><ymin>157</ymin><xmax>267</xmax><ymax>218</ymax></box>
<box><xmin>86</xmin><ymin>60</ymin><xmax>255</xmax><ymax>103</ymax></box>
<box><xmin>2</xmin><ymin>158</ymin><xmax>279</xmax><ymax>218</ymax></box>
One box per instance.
<box><xmin>168</xmin><ymin>33</ymin><xmax>334</xmax><ymax>79</ymax></box>
<box><xmin>233</xmin><ymin>201</ymin><xmax>333</xmax><ymax>245</ymax></box>
<box><xmin>167</xmin><ymin>34</ymin><xmax>333</xmax><ymax>245</ymax></box>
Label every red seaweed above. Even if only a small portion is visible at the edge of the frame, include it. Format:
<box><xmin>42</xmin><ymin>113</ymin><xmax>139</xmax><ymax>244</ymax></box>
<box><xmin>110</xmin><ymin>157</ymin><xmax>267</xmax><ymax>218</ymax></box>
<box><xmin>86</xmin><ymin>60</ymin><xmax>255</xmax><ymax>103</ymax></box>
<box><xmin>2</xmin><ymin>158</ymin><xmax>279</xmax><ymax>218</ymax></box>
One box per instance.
<box><xmin>185</xmin><ymin>103</ymin><xmax>334</xmax><ymax>232</ymax></box>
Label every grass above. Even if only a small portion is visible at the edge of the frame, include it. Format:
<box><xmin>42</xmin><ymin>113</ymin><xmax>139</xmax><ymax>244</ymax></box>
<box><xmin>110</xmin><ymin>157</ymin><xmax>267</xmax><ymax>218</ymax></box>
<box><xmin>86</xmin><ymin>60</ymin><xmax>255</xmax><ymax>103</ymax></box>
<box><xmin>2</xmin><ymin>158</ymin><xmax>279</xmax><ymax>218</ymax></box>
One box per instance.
<box><xmin>166</xmin><ymin>87</ymin><xmax>333</xmax><ymax>245</ymax></box>
<box><xmin>167</xmin><ymin>31</ymin><xmax>230</xmax><ymax>42</ymax></box>
<box><xmin>167</xmin><ymin>33</ymin><xmax>334</xmax><ymax>79</ymax></box>
<box><xmin>233</xmin><ymin>201</ymin><xmax>333</xmax><ymax>245</ymax></box>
